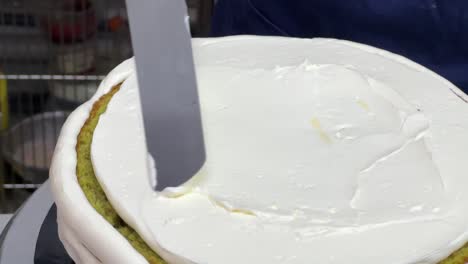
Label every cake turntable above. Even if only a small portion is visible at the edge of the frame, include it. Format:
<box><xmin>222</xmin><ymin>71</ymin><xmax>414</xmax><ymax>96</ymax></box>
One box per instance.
<box><xmin>0</xmin><ymin>182</ymin><xmax>73</xmax><ymax>264</ymax></box>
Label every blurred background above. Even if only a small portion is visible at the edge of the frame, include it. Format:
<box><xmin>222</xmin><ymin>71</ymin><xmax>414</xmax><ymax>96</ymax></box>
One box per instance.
<box><xmin>0</xmin><ymin>0</ymin><xmax>213</xmax><ymax>213</ymax></box>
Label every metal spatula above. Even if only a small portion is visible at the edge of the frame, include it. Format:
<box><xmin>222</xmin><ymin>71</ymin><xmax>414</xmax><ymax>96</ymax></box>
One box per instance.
<box><xmin>125</xmin><ymin>0</ymin><xmax>206</xmax><ymax>191</ymax></box>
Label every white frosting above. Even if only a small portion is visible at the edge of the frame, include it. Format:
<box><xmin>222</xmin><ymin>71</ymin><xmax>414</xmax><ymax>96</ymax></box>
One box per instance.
<box><xmin>50</xmin><ymin>59</ymin><xmax>148</xmax><ymax>263</ymax></box>
<box><xmin>51</xmin><ymin>36</ymin><xmax>468</xmax><ymax>264</ymax></box>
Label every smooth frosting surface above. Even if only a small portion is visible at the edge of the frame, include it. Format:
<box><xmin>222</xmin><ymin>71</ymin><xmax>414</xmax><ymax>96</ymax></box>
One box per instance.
<box><xmin>52</xmin><ymin>36</ymin><xmax>468</xmax><ymax>264</ymax></box>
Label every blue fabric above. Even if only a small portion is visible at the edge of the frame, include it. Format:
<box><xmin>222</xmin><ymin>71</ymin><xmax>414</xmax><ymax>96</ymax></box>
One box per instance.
<box><xmin>212</xmin><ymin>0</ymin><xmax>468</xmax><ymax>92</ymax></box>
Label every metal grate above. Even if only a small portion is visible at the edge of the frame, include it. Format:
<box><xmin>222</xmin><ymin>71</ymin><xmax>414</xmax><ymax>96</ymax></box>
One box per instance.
<box><xmin>0</xmin><ymin>0</ymin><xmax>213</xmax><ymax>213</ymax></box>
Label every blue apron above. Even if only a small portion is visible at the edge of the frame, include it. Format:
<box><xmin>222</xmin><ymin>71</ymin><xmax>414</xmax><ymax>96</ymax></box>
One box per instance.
<box><xmin>212</xmin><ymin>0</ymin><xmax>468</xmax><ymax>92</ymax></box>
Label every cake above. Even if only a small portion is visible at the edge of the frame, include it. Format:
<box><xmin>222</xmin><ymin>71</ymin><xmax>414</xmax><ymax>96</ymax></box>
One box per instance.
<box><xmin>50</xmin><ymin>36</ymin><xmax>468</xmax><ymax>264</ymax></box>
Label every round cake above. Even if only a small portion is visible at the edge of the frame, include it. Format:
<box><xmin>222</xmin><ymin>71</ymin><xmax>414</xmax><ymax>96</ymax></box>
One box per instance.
<box><xmin>50</xmin><ymin>36</ymin><xmax>468</xmax><ymax>264</ymax></box>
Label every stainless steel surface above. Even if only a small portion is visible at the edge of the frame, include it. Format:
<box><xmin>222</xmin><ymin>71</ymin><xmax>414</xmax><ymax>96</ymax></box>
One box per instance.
<box><xmin>0</xmin><ymin>0</ymin><xmax>212</xmax><ymax>212</ymax></box>
<box><xmin>0</xmin><ymin>0</ymin><xmax>132</xmax><ymax>213</ymax></box>
<box><xmin>0</xmin><ymin>182</ymin><xmax>53</xmax><ymax>263</ymax></box>
<box><xmin>126</xmin><ymin>0</ymin><xmax>206</xmax><ymax>190</ymax></box>
<box><xmin>2</xmin><ymin>112</ymin><xmax>67</xmax><ymax>184</ymax></box>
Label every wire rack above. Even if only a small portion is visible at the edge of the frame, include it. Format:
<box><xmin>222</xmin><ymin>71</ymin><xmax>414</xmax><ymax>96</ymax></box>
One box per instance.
<box><xmin>0</xmin><ymin>0</ymin><xmax>213</xmax><ymax>213</ymax></box>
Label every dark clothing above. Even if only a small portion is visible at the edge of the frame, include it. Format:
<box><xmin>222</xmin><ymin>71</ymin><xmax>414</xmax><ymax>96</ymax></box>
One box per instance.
<box><xmin>212</xmin><ymin>0</ymin><xmax>468</xmax><ymax>92</ymax></box>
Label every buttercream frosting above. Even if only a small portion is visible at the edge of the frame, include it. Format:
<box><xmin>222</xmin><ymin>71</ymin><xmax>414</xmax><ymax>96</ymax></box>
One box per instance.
<box><xmin>51</xmin><ymin>36</ymin><xmax>468</xmax><ymax>264</ymax></box>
